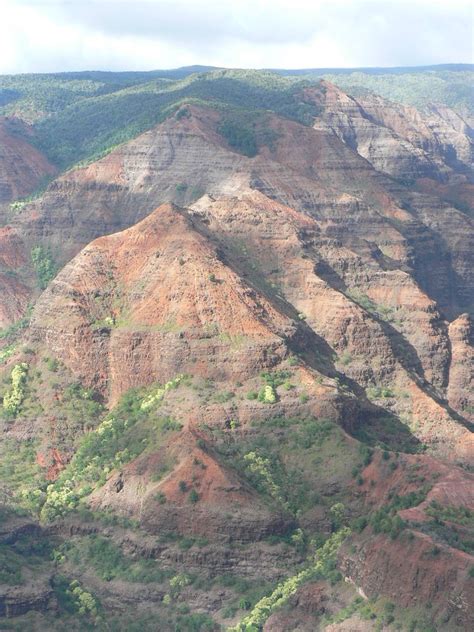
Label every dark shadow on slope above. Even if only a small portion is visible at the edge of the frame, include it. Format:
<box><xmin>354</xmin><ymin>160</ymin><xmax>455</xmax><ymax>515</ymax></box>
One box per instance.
<box><xmin>188</xmin><ymin>212</ymin><xmax>430</xmax><ymax>452</ymax></box>
<box><xmin>314</xmin><ymin>257</ymin><xmax>427</xmax><ymax>380</ymax></box>
<box><xmin>289</xmin><ymin>322</ymin><xmax>423</xmax><ymax>453</ymax></box>
<box><xmin>314</xmin><ymin>258</ymin><xmax>474</xmax><ymax>434</ymax></box>
<box><xmin>384</xmin><ymin>188</ymin><xmax>474</xmax><ymax>320</ymax></box>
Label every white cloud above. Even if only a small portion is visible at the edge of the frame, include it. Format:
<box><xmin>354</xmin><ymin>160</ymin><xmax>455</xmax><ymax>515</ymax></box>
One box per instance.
<box><xmin>0</xmin><ymin>0</ymin><xmax>472</xmax><ymax>73</ymax></box>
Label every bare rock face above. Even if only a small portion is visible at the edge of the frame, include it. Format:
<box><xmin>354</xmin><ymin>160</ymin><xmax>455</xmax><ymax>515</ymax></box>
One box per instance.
<box><xmin>0</xmin><ymin>584</ymin><xmax>53</xmax><ymax>619</ymax></box>
<box><xmin>309</xmin><ymin>81</ymin><xmax>473</xmax><ymax>181</ymax></box>
<box><xmin>0</xmin><ymin>117</ymin><xmax>56</xmax><ymax>203</ymax></box>
<box><xmin>9</xmin><ymin>106</ymin><xmax>247</xmax><ymax>264</ymax></box>
<box><xmin>190</xmin><ymin>190</ymin><xmax>472</xmax><ymax>460</ymax></box>
<box><xmin>0</xmin><ymin>513</ymin><xmax>53</xmax><ymax>618</ymax></box>
<box><xmin>27</xmin><ymin>172</ymin><xmax>472</xmax><ymax>460</ymax></box>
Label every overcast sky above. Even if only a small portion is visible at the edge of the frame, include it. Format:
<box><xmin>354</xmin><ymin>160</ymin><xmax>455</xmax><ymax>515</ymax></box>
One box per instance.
<box><xmin>1</xmin><ymin>0</ymin><xmax>473</xmax><ymax>74</ymax></box>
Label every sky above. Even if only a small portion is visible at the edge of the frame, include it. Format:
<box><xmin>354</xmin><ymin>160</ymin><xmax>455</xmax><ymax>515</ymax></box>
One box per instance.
<box><xmin>1</xmin><ymin>0</ymin><xmax>473</xmax><ymax>74</ymax></box>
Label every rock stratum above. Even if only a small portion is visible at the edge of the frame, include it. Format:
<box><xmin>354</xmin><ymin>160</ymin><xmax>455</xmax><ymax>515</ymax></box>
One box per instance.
<box><xmin>0</xmin><ymin>72</ymin><xmax>472</xmax><ymax>631</ymax></box>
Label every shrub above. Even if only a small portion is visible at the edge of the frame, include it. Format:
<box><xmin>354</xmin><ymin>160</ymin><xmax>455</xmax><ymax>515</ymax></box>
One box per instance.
<box><xmin>2</xmin><ymin>362</ymin><xmax>28</xmax><ymax>417</ymax></box>
<box><xmin>31</xmin><ymin>246</ymin><xmax>56</xmax><ymax>289</ymax></box>
<box><xmin>189</xmin><ymin>489</ymin><xmax>200</xmax><ymax>503</ymax></box>
<box><xmin>154</xmin><ymin>492</ymin><xmax>167</xmax><ymax>504</ymax></box>
<box><xmin>339</xmin><ymin>351</ymin><xmax>352</xmax><ymax>366</ymax></box>
<box><xmin>44</xmin><ymin>357</ymin><xmax>59</xmax><ymax>372</ymax></box>
<box><xmin>352</xmin><ymin>516</ymin><xmax>368</xmax><ymax>533</ymax></box>
<box><xmin>239</xmin><ymin>598</ymin><xmax>251</xmax><ymax>611</ymax></box>
<box><xmin>170</xmin><ymin>573</ymin><xmax>191</xmax><ymax>591</ymax></box>
<box><xmin>329</xmin><ymin>502</ymin><xmax>346</xmax><ymax>529</ymax></box>
<box><xmin>258</xmin><ymin>385</ymin><xmax>277</xmax><ymax>404</ymax></box>
<box><xmin>214</xmin><ymin>390</ymin><xmax>235</xmax><ymax>403</ymax></box>
<box><xmin>243</xmin><ymin>451</ymin><xmax>287</xmax><ymax>509</ymax></box>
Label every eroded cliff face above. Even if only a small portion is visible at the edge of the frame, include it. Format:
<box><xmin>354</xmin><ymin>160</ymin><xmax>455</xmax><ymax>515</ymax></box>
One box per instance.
<box><xmin>0</xmin><ymin>81</ymin><xmax>473</xmax><ymax>630</ymax></box>
<box><xmin>25</xmin><ymin>189</ymin><xmax>473</xmax><ymax>461</ymax></box>
<box><xmin>2</xmin><ymin>97</ymin><xmax>473</xmax><ymax>320</ymax></box>
<box><xmin>309</xmin><ymin>81</ymin><xmax>473</xmax><ymax>181</ymax></box>
<box><xmin>29</xmin><ymin>203</ymin><xmax>295</xmax><ymax>402</ymax></box>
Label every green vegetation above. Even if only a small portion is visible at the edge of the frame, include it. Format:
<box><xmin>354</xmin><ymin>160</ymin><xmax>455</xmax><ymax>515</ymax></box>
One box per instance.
<box><xmin>0</xmin><ymin>308</ymin><xmax>31</xmax><ymax>342</ymax></box>
<box><xmin>0</xmin><ymin>343</ymin><xmax>16</xmax><ymax>364</ymax></box>
<box><xmin>419</xmin><ymin>501</ymin><xmax>474</xmax><ymax>554</ymax></box>
<box><xmin>230</xmin><ymin>528</ymin><xmax>350</xmax><ymax>631</ymax></box>
<box><xmin>0</xmin><ymin>67</ymin><xmax>471</xmax><ymax>175</ymax></box>
<box><xmin>364</xmin><ymin>488</ymin><xmax>431</xmax><ymax>540</ymax></box>
<box><xmin>0</xmin><ymin>439</ymin><xmax>44</xmax><ymax>514</ymax></box>
<box><xmin>338</xmin><ymin>351</ymin><xmax>353</xmax><ymax>366</ymax></box>
<box><xmin>214</xmin><ymin>390</ymin><xmax>235</xmax><ymax>403</ymax></box>
<box><xmin>140</xmin><ymin>374</ymin><xmax>184</xmax><ymax>411</ymax></box>
<box><xmin>211</xmin><ymin>415</ymin><xmax>356</xmax><ymax>517</ymax></box>
<box><xmin>425</xmin><ymin>501</ymin><xmax>473</xmax><ymax>526</ymax></box>
<box><xmin>32</xmin><ymin>376</ymin><xmax>184</xmax><ymax>521</ymax></box>
<box><xmin>188</xmin><ymin>488</ymin><xmax>200</xmax><ymax>503</ymax></box>
<box><xmin>366</xmin><ymin>385</ymin><xmax>396</xmax><ymax>399</ymax></box>
<box><xmin>0</xmin><ymin>69</ymin><xmax>321</xmax><ymax>170</ymax></box>
<box><xmin>31</xmin><ymin>245</ymin><xmax>56</xmax><ymax>289</ymax></box>
<box><xmin>320</xmin><ymin>69</ymin><xmax>474</xmax><ymax>114</ymax></box>
<box><xmin>258</xmin><ymin>384</ymin><xmax>277</xmax><ymax>403</ymax></box>
<box><xmin>243</xmin><ymin>451</ymin><xmax>288</xmax><ymax>510</ymax></box>
<box><xmin>256</xmin><ymin>370</ymin><xmax>293</xmax><ymax>404</ymax></box>
<box><xmin>0</xmin><ymin>531</ymin><xmax>54</xmax><ymax>586</ymax></box>
<box><xmin>2</xmin><ymin>362</ymin><xmax>28</xmax><ymax>417</ymax></box>
<box><xmin>218</xmin><ymin>118</ymin><xmax>257</xmax><ymax>156</ymax></box>
<box><xmin>58</xmin><ymin>534</ymin><xmax>173</xmax><ymax>583</ymax></box>
<box><xmin>52</xmin><ymin>575</ymin><xmax>99</xmax><ymax>620</ymax></box>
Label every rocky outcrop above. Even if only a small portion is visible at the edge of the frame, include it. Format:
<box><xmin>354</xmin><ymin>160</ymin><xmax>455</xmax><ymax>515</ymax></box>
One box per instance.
<box><xmin>190</xmin><ymin>190</ymin><xmax>472</xmax><ymax>459</ymax></box>
<box><xmin>0</xmin><ymin>584</ymin><xmax>53</xmax><ymax>618</ymax></box>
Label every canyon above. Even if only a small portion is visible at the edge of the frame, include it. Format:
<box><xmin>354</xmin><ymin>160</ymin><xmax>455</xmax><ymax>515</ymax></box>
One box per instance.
<box><xmin>0</xmin><ymin>67</ymin><xmax>472</xmax><ymax>631</ymax></box>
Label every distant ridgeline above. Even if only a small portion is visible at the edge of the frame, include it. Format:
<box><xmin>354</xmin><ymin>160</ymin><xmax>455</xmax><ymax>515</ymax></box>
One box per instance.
<box><xmin>0</xmin><ymin>64</ymin><xmax>472</xmax><ymax>170</ymax></box>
